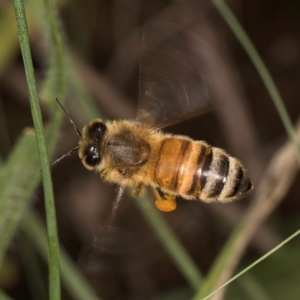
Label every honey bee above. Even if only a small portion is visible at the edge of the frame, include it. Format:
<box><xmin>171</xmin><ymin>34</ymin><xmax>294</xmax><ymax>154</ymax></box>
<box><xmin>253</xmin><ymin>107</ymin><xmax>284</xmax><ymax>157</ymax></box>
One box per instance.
<box><xmin>53</xmin><ymin>21</ymin><xmax>253</xmax><ymax>213</ymax></box>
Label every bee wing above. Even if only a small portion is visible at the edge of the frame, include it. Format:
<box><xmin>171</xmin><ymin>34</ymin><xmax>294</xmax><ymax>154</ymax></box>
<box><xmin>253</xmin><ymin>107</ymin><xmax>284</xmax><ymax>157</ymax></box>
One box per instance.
<box><xmin>78</xmin><ymin>186</ymin><xmax>157</xmax><ymax>275</ymax></box>
<box><xmin>137</xmin><ymin>21</ymin><xmax>215</xmax><ymax>129</ymax></box>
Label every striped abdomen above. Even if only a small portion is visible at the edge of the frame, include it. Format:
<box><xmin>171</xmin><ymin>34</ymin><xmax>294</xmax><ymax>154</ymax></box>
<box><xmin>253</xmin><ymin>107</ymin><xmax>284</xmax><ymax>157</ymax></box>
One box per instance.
<box><xmin>150</xmin><ymin>138</ymin><xmax>252</xmax><ymax>202</ymax></box>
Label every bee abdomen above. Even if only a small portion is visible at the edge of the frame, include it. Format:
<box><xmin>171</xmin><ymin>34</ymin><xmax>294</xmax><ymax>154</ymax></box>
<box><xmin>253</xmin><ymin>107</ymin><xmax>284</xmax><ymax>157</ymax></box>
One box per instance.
<box><xmin>152</xmin><ymin>138</ymin><xmax>252</xmax><ymax>202</ymax></box>
<box><xmin>197</xmin><ymin>148</ymin><xmax>253</xmax><ymax>202</ymax></box>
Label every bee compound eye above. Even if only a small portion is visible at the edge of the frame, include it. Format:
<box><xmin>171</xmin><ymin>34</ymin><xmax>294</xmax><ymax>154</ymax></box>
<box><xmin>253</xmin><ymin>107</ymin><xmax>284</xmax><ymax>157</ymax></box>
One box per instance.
<box><xmin>85</xmin><ymin>146</ymin><xmax>100</xmax><ymax>167</ymax></box>
<box><xmin>90</xmin><ymin>122</ymin><xmax>106</xmax><ymax>140</ymax></box>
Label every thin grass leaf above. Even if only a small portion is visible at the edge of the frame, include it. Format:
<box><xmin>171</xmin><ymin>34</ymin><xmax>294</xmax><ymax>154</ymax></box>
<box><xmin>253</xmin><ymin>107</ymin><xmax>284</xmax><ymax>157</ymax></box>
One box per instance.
<box><xmin>248</xmin><ymin>243</ymin><xmax>300</xmax><ymax>300</ymax></box>
<box><xmin>0</xmin><ymin>129</ymin><xmax>40</xmax><ymax>264</ymax></box>
<box><xmin>13</xmin><ymin>0</ymin><xmax>60</xmax><ymax>298</ymax></box>
<box><xmin>0</xmin><ymin>0</ymin><xmax>68</xmax><ymax>289</ymax></box>
<box><xmin>199</xmin><ymin>229</ymin><xmax>300</xmax><ymax>300</ymax></box>
<box><xmin>211</xmin><ymin>0</ymin><xmax>300</xmax><ymax>166</ymax></box>
<box><xmin>22</xmin><ymin>211</ymin><xmax>100</xmax><ymax>300</ymax></box>
<box><xmin>134</xmin><ymin>194</ymin><xmax>202</xmax><ymax>291</ymax></box>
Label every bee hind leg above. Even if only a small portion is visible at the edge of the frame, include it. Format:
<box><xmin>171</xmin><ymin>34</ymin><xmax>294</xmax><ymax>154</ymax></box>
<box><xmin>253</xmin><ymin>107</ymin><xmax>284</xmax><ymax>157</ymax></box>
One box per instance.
<box><xmin>154</xmin><ymin>188</ymin><xmax>177</xmax><ymax>212</ymax></box>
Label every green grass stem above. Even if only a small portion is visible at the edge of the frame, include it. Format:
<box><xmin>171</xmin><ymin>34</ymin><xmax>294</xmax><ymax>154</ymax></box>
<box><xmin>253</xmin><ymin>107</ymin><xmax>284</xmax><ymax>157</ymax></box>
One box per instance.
<box><xmin>13</xmin><ymin>0</ymin><xmax>60</xmax><ymax>298</ymax></box>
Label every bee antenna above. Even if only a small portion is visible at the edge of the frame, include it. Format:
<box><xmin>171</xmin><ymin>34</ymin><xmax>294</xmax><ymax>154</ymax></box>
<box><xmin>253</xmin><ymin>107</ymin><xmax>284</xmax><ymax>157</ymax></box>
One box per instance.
<box><xmin>51</xmin><ymin>146</ymin><xmax>79</xmax><ymax>167</ymax></box>
<box><xmin>56</xmin><ymin>98</ymin><xmax>82</xmax><ymax>138</ymax></box>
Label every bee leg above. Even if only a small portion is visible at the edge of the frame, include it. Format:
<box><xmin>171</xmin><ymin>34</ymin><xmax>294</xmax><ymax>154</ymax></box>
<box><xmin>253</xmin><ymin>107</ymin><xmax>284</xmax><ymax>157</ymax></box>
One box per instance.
<box><xmin>101</xmin><ymin>185</ymin><xmax>125</xmax><ymax>228</ymax></box>
<box><xmin>132</xmin><ymin>182</ymin><xmax>145</xmax><ymax>197</ymax></box>
<box><xmin>154</xmin><ymin>188</ymin><xmax>177</xmax><ymax>212</ymax></box>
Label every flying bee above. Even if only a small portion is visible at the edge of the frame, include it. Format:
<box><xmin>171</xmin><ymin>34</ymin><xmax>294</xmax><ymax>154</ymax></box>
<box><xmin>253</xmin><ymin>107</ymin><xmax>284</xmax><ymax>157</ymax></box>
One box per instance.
<box><xmin>53</xmin><ymin>21</ymin><xmax>253</xmax><ymax>213</ymax></box>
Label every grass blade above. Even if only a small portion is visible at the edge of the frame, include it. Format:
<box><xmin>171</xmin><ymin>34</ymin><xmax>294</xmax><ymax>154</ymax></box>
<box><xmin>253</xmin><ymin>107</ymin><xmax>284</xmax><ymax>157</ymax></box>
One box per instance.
<box><xmin>0</xmin><ymin>129</ymin><xmax>40</xmax><ymax>265</ymax></box>
<box><xmin>13</xmin><ymin>0</ymin><xmax>60</xmax><ymax>298</ymax></box>
<box><xmin>200</xmin><ymin>229</ymin><xmax>300</xmax><ymax>300</ymax></box>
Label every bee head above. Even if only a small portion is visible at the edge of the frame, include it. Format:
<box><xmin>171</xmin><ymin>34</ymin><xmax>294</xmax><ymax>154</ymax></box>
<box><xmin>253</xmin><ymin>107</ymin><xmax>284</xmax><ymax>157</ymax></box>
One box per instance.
<box><xmin>51</xmin><ymin>99</ymin><xmax>106</xmax><ymax>169</ymax></box>
<box><xmin>79</xmin><ymin>119</ymin><xmax>107</xmax><ymax>170</ymax></box>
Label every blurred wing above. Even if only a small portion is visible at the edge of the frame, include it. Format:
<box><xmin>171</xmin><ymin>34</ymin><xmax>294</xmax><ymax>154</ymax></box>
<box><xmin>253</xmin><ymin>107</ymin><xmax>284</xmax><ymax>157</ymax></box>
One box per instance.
<box><xmin>137</xmin><ymin>21</ymin><xmax>216</xmax><ymax>129</ymax></box>
<box><xmin>78</xmin><ymin>186</ymin><xmax>158</xmax><ymax>275</ymax></box>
